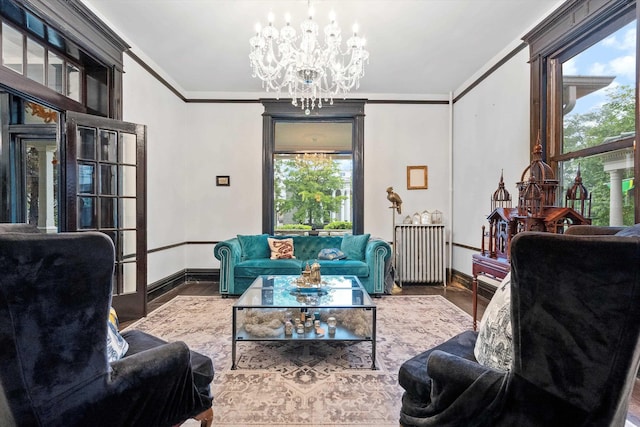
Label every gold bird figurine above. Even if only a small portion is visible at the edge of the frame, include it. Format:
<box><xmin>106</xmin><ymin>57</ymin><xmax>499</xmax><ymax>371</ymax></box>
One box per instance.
<box><xmin>386</xmin><ymin>186</ymin><xmax>402</xmax><ymax>214</ymax></box>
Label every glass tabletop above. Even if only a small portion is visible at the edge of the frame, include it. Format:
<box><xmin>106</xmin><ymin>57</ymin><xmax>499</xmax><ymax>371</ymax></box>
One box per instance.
<box><xmin>235</xmin><ymin>275</ymin><xmax>374</xmax><ymax>309</ymax></box>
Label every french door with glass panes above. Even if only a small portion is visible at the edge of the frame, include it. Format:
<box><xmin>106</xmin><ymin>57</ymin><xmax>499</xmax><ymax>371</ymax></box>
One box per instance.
<box><xmin>64</xmin><ymin>111</ymin><xmax>147</xmax><ymax>320</ymax></box>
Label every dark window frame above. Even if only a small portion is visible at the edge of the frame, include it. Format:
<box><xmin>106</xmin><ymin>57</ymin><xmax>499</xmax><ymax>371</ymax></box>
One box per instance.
<box><xmin>261</xmin><ymin>99</ymin><xmax>366</xmax><ymax>235</ymax></box>
<box><xmin>523</xmin><ymin>0</ymin><xmax>639</xmax><ymax>221</ymax></box>
<box><xmin>0</xmin><ymin>0</ymin><xmax>128</xmax><ymax>119</ymax></box>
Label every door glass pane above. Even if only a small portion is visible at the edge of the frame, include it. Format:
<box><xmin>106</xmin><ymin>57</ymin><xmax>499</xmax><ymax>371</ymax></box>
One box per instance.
<box><xmin>99</xmin><ymin>130</ymin><xmax>117</xmax><ymax>162</ymax></box>
<box><xmin>561</xmin><ymin>20</ymin><xmax>636</xmax><ymax>226</ymax></box>
<box><xmin>77</xmin><ymin>196</ymin><xmax>96</xmax><ymax>229</ymax></box>
<box><xmin>2</xmin><ymin>23</ymin><xmax>23</xmax><ymax>74</ymax></box>
<box><xmin>121</xmin><ymin>165</ymin><xmax>136</xmax><ymax>197</ymax></box>
<box><xmin>26</xmin><ymin>38</ymin><xmax>44</xmax><ymax>84</ymax></box>
<box><xmin>122</xmin><ymin>261</ymin><xmax>137</xmax><ymax>294</ymax></box>
<box><xmin>25</xmin><ymin>141</ymin><xmax>58</xmax><ymax>231</ymax></box>
<box><xmin>78</xmin><ymin>127</ymin><xmax>96</xmax><ymax>160</ymax></box>
<box><xmin>67</xmin><ymin>62</ymin><xmax>80</xmax><ymax>102</ymax></box>
<box><xmin>112</xmin><ymin>263</ymin><xmax>120</xmax><ymax>294</ymax></box>
<box><xmin>122</xmin><ymin>198</ymin><xmax>136</xmax><ymax>228</ymax></box>
<box><xmin>100</xmin><ymin>198</ymin><xmax>116</xmax><ymax>228</ymax></box>
<box><xmin>121</xmin><ymin>133</ymin><xmax>137</xmax><ymax>164</ymax></box>
<box><xmin>122</xmin><ymin>230</ymin><xmax>136</xmax><ymax>258</ymax></box>
<box><xmin>78</xmin><ymin>163</ymin><xmax>95</xmax><ymax>194</ymax></box>
<box><xmin>100</xmin><ymin>164</ymin><xmax>117</xmax><ymax>195</ymax></box>
<box><xmin>47</xmin><ymin>51</ymin><xmax>63</xmax><ymax>94</ymax></box>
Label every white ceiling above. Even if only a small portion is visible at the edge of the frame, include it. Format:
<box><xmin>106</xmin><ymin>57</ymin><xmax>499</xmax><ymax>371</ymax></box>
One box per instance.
<box><xmin>80</xmin><ymin>0</ymin><xmax>564</xmax><ymax>100</ymax></box>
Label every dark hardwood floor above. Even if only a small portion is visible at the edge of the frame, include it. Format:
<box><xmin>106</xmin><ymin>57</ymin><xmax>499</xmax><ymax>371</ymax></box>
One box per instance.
<box><xmin>133</xmin><ymin>279</ymin><xmax>640</xmax><ymax>425</ymax></box>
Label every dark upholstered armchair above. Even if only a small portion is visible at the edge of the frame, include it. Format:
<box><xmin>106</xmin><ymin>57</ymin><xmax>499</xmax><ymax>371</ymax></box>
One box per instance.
<box><xmin>0</xmin><ymin>226</ymin><xmax>213</xmax><ymax>426</ymax></box>
<box><xmin>399</xmin><ymin>231</ymin><xmax>640</xmax><ymax>427</ymax></box>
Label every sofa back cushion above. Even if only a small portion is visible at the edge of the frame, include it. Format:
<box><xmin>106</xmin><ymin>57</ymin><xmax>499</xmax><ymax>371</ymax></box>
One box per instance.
<box><xmin>341</xmin><ymin>234</ymin><xmax>370</xmax><ymax>260</ymax></box>
<box><xmin>291</xmin><ymin>235</ymin><xmax>343</xmax><ymax>260</ymax></box>
<box><xmin>237</xmin><ymin>234</ymin><xmax>270</xmax><ymax>260</ymax></box>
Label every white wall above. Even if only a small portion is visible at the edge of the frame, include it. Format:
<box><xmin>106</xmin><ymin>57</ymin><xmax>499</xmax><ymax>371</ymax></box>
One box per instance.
<box><xmin>364</xmin><ymin>103</ymin><xmax>451</xmax><ymax>241</ymax></box>
<box><xmin>178</xmin><ymin>102</ymin><xmax>451</xmax><ymax>269</ymax></box>
<box><xmin>122</xmin><ymin>47</ymin><xmax>531</xmax><ymax>286</ymax></box>
<box><xmin>450</xmin><ymin>47</ymin><xmax>531</xmax><ymax>276</ymax></box>
<box><xmin>121</xmin><ymin>55</ymin><xmax>190</xmax><ymax>283</ymax></box>
<box><xmin>183</xmin><ymin>102</ymin><xmax>264</xmax><ymax>268</ymax></box>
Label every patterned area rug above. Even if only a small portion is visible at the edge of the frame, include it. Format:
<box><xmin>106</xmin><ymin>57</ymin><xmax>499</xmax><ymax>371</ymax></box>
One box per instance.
<box><xmin>124</xmin><ymin>295</ymin><xmax>472</xmax><ymax>426</ymax></box>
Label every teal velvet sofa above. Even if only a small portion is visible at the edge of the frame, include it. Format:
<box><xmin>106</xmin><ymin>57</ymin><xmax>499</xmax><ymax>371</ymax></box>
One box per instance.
<box><xmin>214</xmin><ymin>234</ymin><xmax>392</xmax><ymax>296</ymax></box>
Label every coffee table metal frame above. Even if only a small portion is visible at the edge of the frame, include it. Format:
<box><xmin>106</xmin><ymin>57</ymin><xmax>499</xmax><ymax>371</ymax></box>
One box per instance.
<box><xmin>231</xmin><ymin>275</ymin><xmax>377</xmax><ymax>370</ymax></box>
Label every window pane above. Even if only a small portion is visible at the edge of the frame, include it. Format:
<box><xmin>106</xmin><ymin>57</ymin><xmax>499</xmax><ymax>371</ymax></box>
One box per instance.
<box><xmin>47</xmin><ymin>51</ymin><xmax>63</xmax><ymax>94</ymax></box>
<box><xmin>122</xmin><ymin>198</ymin><xmax>136</xmax><ymax>228</ymax></box>
<box><xmin>562</xmin><ymin>21</ymin><xmax>636</xmax><ymax>152</ymax></box>
<box><xmin>274</xmin><ymin>153</ymin><xmax>352</xmax><ymax>233</ymax></box>
<box><xmin>121</xmin><ymin>165</ymin><xmax>136</xmax><ymax>197</ymax></box>
<box><xmin>78</xmin><ymin>163</ymin><xmax>95</xmax><ymax>194</ymax></box>
<box><xmin>2</xmin><ymin>23</ymin><xmax>23</xmax><ymax>74</ymax></box>
<box><xmin>100</xmin><ymin>197</ymin><xmax>116</xmax><ymax>228</ymax></box>
<box><xmin>122</xmin><ymin>230</ymin><xmax>136</xmax><ymax>258</ymax></box>
<box><xmin>561</xmin><ymin>20</ymin><xmax>635</xmax><ymax>226</ymax></box>
<box><xmin>67</xmin><ymin>62</ymin><xmax>80</xmax><ymax>101</ymax></box>
<box><xmin>78</xmin><ymin>127</ymin><xmax>96</xmax><ymax>160</ymax></box>
<box><xmin>26</xmin><ymin>38</ymin><xmax>44</xmax><ymax>84</ymax></box>
<box><xmin>78</xmin><ymin>196</ymin><xmax>96</xmax><ymax>229</ymax></box>
<box><xmin>100</xmin><ymin>164</ymin><xmax>117</xmax><ymax>195</ymax></box>
<box><xmin>121</xmin><ymin>133</ymin><xmax>137</xmax><ymax>164</ymax></box>
<box><xmin>122</xmin><ymin>261</ymin><xmax>137</xmax><ymax>294</ymax></box>
<box><xmin>99</xmin><ymin>130</ymin><xmax>117</xmax><ymax>162</ymax></box>
<box><xmin>561</xmin><ymin>150</ymin><xmax>634</xmax><ymax>226</ymax></box>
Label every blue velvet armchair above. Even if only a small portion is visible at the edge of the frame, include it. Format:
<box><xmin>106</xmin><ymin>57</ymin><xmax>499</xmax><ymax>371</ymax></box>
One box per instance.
<box><xmin>399</xmin><ymin>231</ymin><xmax>640</xmax><ymax>426</ymax></box>
<box><xmin>0</xmin><ymin>226</ymin><xmax>213</xmax><ymax>426</ymax></box>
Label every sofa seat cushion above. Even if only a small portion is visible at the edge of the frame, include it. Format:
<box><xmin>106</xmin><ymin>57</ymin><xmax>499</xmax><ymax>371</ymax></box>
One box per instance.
<box><xmin>235</xmin><ymin>259</ymin><xmax>303</xmax><ymax>277</ymax></box>
<box><xmin>398</xmin><ymin>330</ymin><xmax>478</xmax><ymax>401</ymax></box>
<box><xmin>317</xmin><ymin>259</ymin><xmax>369</xmax><ymax>276</ymax></box>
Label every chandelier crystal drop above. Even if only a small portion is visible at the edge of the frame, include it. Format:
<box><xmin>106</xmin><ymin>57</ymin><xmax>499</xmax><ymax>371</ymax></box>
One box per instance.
<box><xmin>249</xmin><ymin>3</ymin><xmax>369</xmax><ymax>115</ymax></box>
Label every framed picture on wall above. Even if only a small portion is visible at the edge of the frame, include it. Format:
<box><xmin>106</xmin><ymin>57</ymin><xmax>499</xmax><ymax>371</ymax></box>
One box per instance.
<box><xmin>216</xmin><ymin>175</ymin><xmax>230</xmax><ymax>186</ymax></box>
<box><xmin>407</xmin><ymin>166</ymin><xmax>428</xmax><ymax>190</ymax></box>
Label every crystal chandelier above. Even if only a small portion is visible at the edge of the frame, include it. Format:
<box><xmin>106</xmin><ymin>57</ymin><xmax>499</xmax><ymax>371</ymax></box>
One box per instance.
<box><xmin>249</xmin><ymin>2</ymin><xmax>369</xmax><ymax>115</ymax></box>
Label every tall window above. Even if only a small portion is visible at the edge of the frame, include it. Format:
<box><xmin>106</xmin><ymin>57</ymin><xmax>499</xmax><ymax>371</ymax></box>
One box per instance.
<box><xmin>524</xmin><ymin>0</ymin><xmax>638</xmax><ymax>225</ymax></box>
<box><xmin>273</xmin><ymin>121</ymin><xmax>353</xmax><ymax>235</ymax></box>
<box><xmin>261</xmin><ymin>100</ymin><xmax>365</xmax><ymax>235</ymax></box>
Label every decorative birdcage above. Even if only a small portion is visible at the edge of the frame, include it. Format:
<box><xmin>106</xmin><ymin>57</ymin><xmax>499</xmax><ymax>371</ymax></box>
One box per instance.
<box><xmin>565</xmin><ymin>164</ymin><xmax>592</xmax><ymax>218</ymax></box>
<box><xmin>491</xmin><ymin>170</ymin><xmax>512</xmax><ymax>211</ymax></box>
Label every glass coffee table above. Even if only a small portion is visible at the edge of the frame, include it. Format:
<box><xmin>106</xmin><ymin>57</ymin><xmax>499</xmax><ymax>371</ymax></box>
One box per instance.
<box><xmin>232</xmin><ymin>275</ymin><xmax>377</xmax><ymax>369</ymax></box>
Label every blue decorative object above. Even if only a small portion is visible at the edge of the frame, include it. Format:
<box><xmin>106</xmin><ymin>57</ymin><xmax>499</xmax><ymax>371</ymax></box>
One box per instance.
<box><xmin>318</xmin><ymin>248</ymin><xmax>347</xmax><ymax>260</ymax></box>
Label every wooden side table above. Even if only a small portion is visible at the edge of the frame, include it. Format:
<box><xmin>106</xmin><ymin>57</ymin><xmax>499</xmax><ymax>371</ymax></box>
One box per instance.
<box><xmin>471</xmin><ymin>254</ymin><xmax>510</xmax><ymax>330</ymax></box>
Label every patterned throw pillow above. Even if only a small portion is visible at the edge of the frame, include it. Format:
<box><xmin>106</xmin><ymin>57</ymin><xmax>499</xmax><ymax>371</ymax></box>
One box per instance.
<box><xmin>318</xmin><ymin>248</ymin><xmax>347</xmax><ymax>260</ymax></box>
<box><xmin>473</xmin><ymin>273</ymin><xmax>512</xmax><ymax>371</ymax></box>
<box><xmin>107</xmin><ymin>307</ymin><xmax>129</xmax><ymax>362</ymax></box>
<box><xmin>268</xmin><ymin>237</ymin><xmax>295</xmax><ymax>259</ymax></box>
